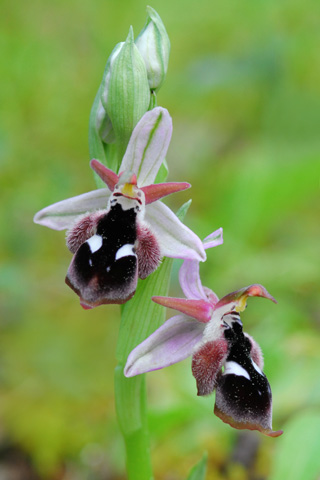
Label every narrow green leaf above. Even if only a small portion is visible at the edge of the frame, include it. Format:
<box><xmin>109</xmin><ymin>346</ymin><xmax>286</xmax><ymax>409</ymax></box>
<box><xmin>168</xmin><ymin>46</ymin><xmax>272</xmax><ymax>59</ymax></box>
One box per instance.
<box><xmin>187</xmin><ymin>453</ymin><xmax>208</xmax><ymax>480</ymax></box>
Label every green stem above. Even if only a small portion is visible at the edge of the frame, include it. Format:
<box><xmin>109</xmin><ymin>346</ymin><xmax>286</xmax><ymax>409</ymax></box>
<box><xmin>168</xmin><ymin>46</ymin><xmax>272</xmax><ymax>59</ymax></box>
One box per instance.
<box><xmin>114</xmin><ymin>368</ymin><xmax>152</xmax><ymax>480</ymax></box>
<box><xmin>114</xmin><ymin>257</ymin><xmax>174</xmax><ymax>479</ymax></box>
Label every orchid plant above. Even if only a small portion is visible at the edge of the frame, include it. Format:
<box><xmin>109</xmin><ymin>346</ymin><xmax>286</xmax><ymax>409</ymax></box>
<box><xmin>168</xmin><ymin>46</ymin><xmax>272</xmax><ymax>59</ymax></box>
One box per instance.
<box><xmin>34</xmin><ymin>7</ymin><xmax>282</xmax><ymax>480</ymax></box>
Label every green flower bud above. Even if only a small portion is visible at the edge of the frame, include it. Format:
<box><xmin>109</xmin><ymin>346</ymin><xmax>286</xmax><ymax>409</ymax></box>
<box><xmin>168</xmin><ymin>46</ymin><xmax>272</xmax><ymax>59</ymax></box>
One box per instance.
<box><xmin>135</xmin><ymin>7</ymin><xmax>170</xmax><ymax>91</ymax></box>
<box><xmin>104</xmin><ymin>27</ymin><xmax>150</xmax><ymax>156</ymax></box>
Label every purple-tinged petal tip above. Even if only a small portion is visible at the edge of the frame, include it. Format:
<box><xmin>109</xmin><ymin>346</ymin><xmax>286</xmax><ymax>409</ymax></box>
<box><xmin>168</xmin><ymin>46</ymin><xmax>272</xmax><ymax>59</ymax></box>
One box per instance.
<box><xmin>203</xmin><ymin>228</ymin><xmax>223</xmax><ymax>250</ymax></box>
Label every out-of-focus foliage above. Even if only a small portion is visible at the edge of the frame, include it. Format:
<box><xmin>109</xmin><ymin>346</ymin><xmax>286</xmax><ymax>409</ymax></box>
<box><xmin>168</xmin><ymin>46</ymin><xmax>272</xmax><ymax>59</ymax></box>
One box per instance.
<box><xmin>1</xmin><ymin>0</ymin><xmax>319</xmax><ymax>478</ymax></box>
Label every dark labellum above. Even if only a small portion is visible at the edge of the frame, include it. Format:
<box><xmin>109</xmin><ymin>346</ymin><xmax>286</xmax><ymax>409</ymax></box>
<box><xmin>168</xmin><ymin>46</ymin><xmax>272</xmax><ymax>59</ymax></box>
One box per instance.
<box><xmin>215</xmin><ymin>317</ymin><xmax>274</xmax><ymax>433</ymax></box>
<box><xmin>66</xmin><ymin>203</ymin><xmax>138</xmax><ymax>308</ymax></box>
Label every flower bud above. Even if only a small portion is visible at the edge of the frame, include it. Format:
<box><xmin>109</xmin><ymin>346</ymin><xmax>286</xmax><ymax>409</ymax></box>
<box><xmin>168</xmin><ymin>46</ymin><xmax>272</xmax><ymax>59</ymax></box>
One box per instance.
<box><xmin>135</xmin><ymin>7</ymin><xmax>170</xmax><ymax>91</ymax></box>
<box><xmin>104</xmin><ymin>27</ymin><xmax>150</xmax><ymax>154</ymax></box>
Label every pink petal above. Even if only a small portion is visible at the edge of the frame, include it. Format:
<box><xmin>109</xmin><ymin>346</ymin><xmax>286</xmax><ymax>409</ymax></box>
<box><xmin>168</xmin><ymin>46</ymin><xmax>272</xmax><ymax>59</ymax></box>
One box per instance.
<box><xmin>141</xmin><ymin>182</ymin><xmax>190</xmax><ymax>205</ymax></box>
<box><xmin>119</xmin><ymin>107</ymin><xmax>172</xmax><ymax>186</ymax></box>
<box><xmin>145</xmin><ymin>201</ymin><xmax>206</xmax><ymax>261</ymax></box>
<box><xmin>33</xmin><ymin>189</ymin><xmax>110</xmax><ymax>230</ymax></box>
<box><xmin>90</xmin><ymin>159</ymin><xmax>119</xmax><ymax>191</ymax></box>
<box><xmin>152</xmin><ymin>296</ymin><xmax>212</xmax><ymax>323</ymax></box>
<box><xmin>124</xmin><ymin>314</ymin><xmax>205</xmax><ymax>377</ymax></box>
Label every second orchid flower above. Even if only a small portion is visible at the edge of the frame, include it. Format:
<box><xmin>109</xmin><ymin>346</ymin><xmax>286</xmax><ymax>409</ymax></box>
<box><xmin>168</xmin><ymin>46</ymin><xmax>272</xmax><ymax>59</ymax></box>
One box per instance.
<box><xmin>125</xmin><ymin>232</ymin><xmax>283</xmax><ymax>437</ymax></box>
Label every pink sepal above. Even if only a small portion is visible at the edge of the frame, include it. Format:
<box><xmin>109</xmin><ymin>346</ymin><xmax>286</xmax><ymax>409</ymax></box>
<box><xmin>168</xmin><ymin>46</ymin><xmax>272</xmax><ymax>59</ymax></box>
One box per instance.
<box><xmin>90</xmin><ymin>159</ymin><xmax>119</xmax><ymax>191</ymax></box>
<box><xmin>124</xmin><ymin>314</ymin><xmax>205</xmax><ymax>377</ymax></box>
<box><xmin>33</xmin><ymin>188</ymin><xmax>110</xmax><ymax>231</ymax></box>
<box><xmin>141</xmin><ymin>182</ymin><xmax>190</xmax><ymax>205</ymax></box>
<box><xmin>152</xmin><ymin>296</ymin><xmax>212</xmax><ymax>323</ymax></box>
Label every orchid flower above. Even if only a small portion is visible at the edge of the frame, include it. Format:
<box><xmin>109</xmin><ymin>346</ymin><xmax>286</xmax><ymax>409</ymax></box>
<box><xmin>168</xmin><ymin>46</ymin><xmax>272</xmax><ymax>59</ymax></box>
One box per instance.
<box><xmin>34</xmin><ymin>107</ymin><xmax>206</xmax><ymax>309</ymax></box>
<box><xmin>124</xmin><ymin>231</ymin><xmax>283</xmax><ymax>437</ymax></box>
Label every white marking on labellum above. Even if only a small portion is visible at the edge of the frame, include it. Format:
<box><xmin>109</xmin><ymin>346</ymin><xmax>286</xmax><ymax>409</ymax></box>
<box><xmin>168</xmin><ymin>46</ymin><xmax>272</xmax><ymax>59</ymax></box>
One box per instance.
<box><xmin>251</xmin><ymin>359</ymin><xmax>263</xmax><ymax>376</ymax></box>
<box><xmin>86</xmin><ymin>234</ymin><xmax>103</xmax><ymax>253</ymax></box>
<box><xmin>115</xmin><ymin>244</ymin><xmax>136</xmax><ymax>261</ymax></box>
<box><xmin>223</xmin><ymin>361</ymin><xmax>251</xmax><ymax>381</ymax></box>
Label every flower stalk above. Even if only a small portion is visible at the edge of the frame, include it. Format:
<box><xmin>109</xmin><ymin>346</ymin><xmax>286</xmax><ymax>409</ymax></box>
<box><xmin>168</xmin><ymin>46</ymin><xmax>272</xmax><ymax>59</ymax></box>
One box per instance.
<box><xmin>115</xmin><ymin>257</ymin><xmax>173</xmax><ymax>480</ymax></box>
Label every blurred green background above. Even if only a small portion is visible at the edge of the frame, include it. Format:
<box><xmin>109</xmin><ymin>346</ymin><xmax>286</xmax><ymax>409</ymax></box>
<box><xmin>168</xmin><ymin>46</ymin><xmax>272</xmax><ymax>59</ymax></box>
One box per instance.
<box><xmin>1</xmin><ymin>0</ymin><xmax>320</xmax><ymax>478</ymax></box>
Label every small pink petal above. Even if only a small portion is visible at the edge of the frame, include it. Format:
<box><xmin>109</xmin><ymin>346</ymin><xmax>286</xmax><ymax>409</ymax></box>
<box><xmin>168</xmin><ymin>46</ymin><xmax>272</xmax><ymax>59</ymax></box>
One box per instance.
<box><xmin>90</xmin><ymin>159</ymin><xmax>119</xmax><ymax>191</ymax></box>
<box><xmin>152</xmin><ymin>296</ymin><xmax>212</xmax><ymax>323</ymax></box>
<box><xmin>141</xmin><ymin>182</ymin><xmax>190</xmax><ymax>205</ymax></box>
